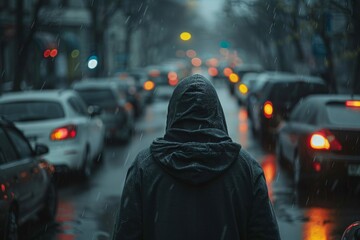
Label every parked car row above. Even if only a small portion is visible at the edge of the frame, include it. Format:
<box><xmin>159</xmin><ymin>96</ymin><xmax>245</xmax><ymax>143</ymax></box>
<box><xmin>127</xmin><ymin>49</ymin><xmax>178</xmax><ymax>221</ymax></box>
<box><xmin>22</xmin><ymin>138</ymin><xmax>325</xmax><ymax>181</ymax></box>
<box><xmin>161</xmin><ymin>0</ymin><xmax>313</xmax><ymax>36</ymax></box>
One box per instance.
<box><xmin>231</xmin><ymin>69</ymin><xmax>360</xmax><ymax>197</ymax></box>
<box><xmin>0</xmin><ymin>117</ymin><xmax>57</xmax><ymax>239</ymax></box>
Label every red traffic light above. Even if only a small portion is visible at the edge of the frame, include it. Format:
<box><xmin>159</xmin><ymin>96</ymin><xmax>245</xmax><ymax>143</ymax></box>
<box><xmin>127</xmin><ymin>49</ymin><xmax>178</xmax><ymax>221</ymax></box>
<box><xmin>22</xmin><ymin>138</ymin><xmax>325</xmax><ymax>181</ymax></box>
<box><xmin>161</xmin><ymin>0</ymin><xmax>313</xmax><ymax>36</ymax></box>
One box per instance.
<box><xmin>43</xmin><ymin>49</ymin><xmax>58</xmax><ymax>58</ymax></box>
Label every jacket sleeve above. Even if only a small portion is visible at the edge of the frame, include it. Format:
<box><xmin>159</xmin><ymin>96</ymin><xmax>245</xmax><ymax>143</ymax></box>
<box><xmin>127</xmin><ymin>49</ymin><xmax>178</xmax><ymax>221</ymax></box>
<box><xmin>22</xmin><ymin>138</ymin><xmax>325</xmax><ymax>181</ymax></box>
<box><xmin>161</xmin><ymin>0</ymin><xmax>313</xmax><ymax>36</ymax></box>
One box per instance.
<box><xmin>112</xmin><ymin>160</ymin><xmax>143</xmax><ymax>240</ymax></box>
<box><xmin>247</xmin><ymin>163</ymin><xmax>281</xmax><ymax>240</ymax></box>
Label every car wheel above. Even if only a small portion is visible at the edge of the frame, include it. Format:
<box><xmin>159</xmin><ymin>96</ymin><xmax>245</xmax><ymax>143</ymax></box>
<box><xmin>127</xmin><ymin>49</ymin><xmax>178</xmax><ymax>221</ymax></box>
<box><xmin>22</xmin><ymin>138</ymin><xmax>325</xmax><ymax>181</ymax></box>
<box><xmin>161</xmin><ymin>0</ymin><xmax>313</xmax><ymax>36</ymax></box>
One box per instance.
<box><xmin>81</xmin><ymin>147</ymin><xmax>91</xmax><ymax>179</ymax></box>
<box><xmin>6</xmin><ymin>209</ymin><xmax>18</xmax><ymax>240</ymax></box>
<box><xmin>293</xmin><ymin>155</ymin><xmax>310</xmax><ymax>202</ymax></box>
<box><xmin>39</xmin><ymin>181</ymin><xmax>58</xmax><ymax>222</ymax></box>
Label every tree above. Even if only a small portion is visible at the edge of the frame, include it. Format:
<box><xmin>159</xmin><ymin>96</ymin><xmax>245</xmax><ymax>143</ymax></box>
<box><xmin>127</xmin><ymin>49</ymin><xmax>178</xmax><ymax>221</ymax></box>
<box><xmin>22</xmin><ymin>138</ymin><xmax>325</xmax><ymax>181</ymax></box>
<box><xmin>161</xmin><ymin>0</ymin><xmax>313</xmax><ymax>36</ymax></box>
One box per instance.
<box><xmin>13</xmin><ymin>0</ymin><xmax>45</xmax><ymax>91</ymax></box>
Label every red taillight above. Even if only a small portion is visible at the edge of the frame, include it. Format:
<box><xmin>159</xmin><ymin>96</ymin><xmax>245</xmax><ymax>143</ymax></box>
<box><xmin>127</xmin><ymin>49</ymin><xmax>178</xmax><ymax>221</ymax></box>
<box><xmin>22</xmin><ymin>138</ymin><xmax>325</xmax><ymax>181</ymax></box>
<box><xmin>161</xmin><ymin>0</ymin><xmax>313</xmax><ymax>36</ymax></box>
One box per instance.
<box><xmin>346</xmin><ymin>100</ymin><xmax>360</xmax><ymax>107</ymax></box>
<box><xmin>168</xmin><ymin>72</ymin><xmax>178</xmax><ymax>86</ymax></box>
<box><xmin>313</xmin><ymin>162</ymin><xmax>321</xmax><ymax>172</ymax></box>
<box><xmin>263</xmin><ymin>101</ymin><xmax>273</xmax><ymax>119</ymax></box>
<box><xmin>309</xmin><ymin>129</ymin><xmax>342</xmax><ymax>151</ymax></box>
<box><xmin>50</xmin><ymin>125</ymin><xmax>77</xmax><ymax>141</ymax></box>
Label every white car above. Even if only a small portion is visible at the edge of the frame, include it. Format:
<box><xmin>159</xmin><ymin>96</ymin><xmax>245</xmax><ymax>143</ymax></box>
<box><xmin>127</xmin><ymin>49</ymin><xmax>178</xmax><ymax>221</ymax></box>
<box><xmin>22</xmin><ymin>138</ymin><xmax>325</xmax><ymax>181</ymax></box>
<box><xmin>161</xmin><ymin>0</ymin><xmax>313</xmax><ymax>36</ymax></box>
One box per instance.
<box><xmin>0</xmin><ymin>90</ymin><xmax>105</xmax><ymax>177</ymax></box>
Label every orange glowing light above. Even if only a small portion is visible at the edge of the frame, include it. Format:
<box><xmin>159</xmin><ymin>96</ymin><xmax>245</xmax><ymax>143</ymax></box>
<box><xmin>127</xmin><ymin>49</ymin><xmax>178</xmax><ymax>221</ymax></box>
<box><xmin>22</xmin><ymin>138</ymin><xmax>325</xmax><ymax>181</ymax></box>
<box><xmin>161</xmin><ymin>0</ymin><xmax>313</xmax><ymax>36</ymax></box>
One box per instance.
<box><xmin>346</xmin><ymin>100</ymin><xmax>360</xmax><ymax>107</ymax></box>
<box><xmin>208</xmin><ymin>67</ymin><xmax>218</xmax><ymax>77</ymax></box>
<box><xmin>186</xmin><ymin>49</ymin><xmax>197</xmax><ymax>58</ymax></box>
<box><xmin>239</xmin><ymin>84</ymin><xmax>248</xmax><ymax>94</ymax></box>
<box><xmin>223</xmin><ymin>67</ymin><xmax>233</xmax><ymax>77</ymax></box>
<box><xmin>310</xmin><ymin>134</ymin><xmax>330</xmax><ymax>150</ymax></box>
<box><xmin>124</xmin><ymin>102</ymin><xmax>133</xmax><ymax>111</ymax></box>
<box><xmin>263</xmin><ymin>101</ymin><xmax>273</xmax><ymax>118</ymax></box>
<box><xmin>50</xmin><ymin>125</ymin><xmax>77</xmax><ymax>141</ymax></box>
<box><xmin>228</xmin><ymin>73</ymin><xmax>239</xmax><ymax>83</ymax></box>
<box><xmin>168</xmin><ymin>71</ymin><xmax>177</xmax><ymax>81</ymax></box>
<box><xmin>143</xmin><ymin>80</ymin><xmax>155</xmax><ymax>91</ymax></box>
<box><xmin>191</xmin><ymin>58</ymin><xmax>202</xmax><ymax>67</ymax></box>
<box><xmin>303</xmin><ymin>208</ymin><xmax>330</xmax><ymax>240</ymax></box>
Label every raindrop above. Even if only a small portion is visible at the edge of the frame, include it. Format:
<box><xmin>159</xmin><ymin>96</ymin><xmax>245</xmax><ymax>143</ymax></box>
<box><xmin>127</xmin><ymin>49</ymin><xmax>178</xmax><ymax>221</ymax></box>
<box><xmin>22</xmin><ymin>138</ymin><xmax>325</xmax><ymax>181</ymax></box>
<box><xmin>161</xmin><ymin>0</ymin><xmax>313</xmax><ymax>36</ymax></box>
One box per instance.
<box><xmin>40</xmin><ymin>81</ymin><xmax>47</xmax><ymax>90</ymax></box>
<box><xmin>96</xmin><ymin>192</ymin><xmax>101</xmax><ymax>201</ymax></box>
<box><xmin>123</xmin><ymin>197</ymin><xmax>129</xmax><ymax>208</ymax></box>
<box><xmin>139</xmin><ymin>132</ymin><xmax>143</xmax><ymax>141</ymax></box>
<box><xmin>124</xmin><ymin>152</ymin><xmax>131</xmax><ymax>166</ymax></box>
<box><xmin>221</xmin><ymin>225</ymin><xmax>228</xmax><ymax>240</ymax></box>
<box><xmin>154</xmin><ymin>211</ymin><xmax>159</xmax><ymax>222</ymax></box>
<box><xmin>125</xmin><ymin>16</ymin><xmax>131</xmax><ymax>24</ymax></box>
<box><xmin>169</xmin><ymin>184</ymin><xmax>174</xmax><ymax>191</ymax></box>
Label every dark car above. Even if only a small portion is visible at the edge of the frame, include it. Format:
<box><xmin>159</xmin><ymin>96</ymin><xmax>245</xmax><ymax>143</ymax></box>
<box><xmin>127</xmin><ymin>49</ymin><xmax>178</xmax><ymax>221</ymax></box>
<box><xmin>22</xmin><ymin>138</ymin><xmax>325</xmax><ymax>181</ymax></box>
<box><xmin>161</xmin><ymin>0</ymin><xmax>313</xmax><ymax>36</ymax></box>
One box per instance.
<box><xmin>123</xmin><ymin>68</ymin><xmax>155</xmax><ymax>104</ymax></box>
<box><xmin>0</xmin><ymin>117</ymin><xmax>57</xmax><ymax>239</ymax></box>
<box><xmin>111</xmin><ymin>75</ymin><xmax>145</xmax><ymax>118</ymax></box>
<box><xmin>250</xmin><ymin>74</ymin><xmax>329</xmax><ymax>146</ymax></box>
<box><xmin>72</xmin><ymin>80</ymin><xmax>134</xmax><ymax>143</ymax></box>
<box><xmin>228</xmin><ymin>63</ymin><xmax>263</xmax><ymax>95</ymax></box>
<box><xmin>277</xmin><ymin>95</ymin><xmax>360</xmax><ymax>195</ymax></box>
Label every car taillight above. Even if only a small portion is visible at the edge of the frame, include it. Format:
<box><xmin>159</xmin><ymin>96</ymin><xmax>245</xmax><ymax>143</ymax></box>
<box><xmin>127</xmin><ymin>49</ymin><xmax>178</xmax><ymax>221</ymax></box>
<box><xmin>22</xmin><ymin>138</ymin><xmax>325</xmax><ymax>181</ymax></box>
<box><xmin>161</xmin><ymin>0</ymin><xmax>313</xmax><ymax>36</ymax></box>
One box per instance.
<box><xmin>50</xmin><ymin>125</ymin><xmax>77</xmax><ymax>141</ymax></box>
<box><xmin>223</xmin><ymin>68</ymin><xmax>233</xmax><ymax>77</ymax></box>
<box><xmin>228</xmin><ymin>73</ymin><xmax>239</xmax><ymax>83</ymax></box>
<box><xmin>143</xmin><ymin>80</ymin><xmax>155</xmax><ymax>91</ymax></box>
<box><xmin>263</xmin><ymin>101</ymin><xmax>273</xmax><ymax>119</ymax></box>
<box><xmin>168</xmin><ymin>72</ymin><xmax>178</xmax><ymax>86</ymax></box>
<box><xmin>208</xmin><ymin>67</ymin><xmax>218</xmax><ymax>77</ymax></box>
<box><xmin>346</xmin><ymin>100</ymin><xmax>360</xmax><ymax>107</ymax></box>
<box><xmin>309</xmin><ymin>129</ymin><xmax>342</xmax><ymax>151</ymax></box>
<box><xmin>238</xmin><ymin>84</ymin><xmax>248</xmax><ymax>95</ymax></box>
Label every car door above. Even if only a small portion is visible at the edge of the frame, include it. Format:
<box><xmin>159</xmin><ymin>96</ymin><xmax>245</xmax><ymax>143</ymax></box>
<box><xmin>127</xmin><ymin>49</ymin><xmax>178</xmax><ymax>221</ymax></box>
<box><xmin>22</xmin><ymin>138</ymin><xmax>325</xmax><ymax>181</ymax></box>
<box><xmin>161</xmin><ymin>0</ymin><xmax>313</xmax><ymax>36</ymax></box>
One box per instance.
<box><xmin>0</xmin><ymin>126</ymin><xmax>39</xmax><ymax>218</ymax></box>
<box><xmin>68</xmin><ymin>96</ymin><xmax>103</xmax><ymax>160</ymax></box>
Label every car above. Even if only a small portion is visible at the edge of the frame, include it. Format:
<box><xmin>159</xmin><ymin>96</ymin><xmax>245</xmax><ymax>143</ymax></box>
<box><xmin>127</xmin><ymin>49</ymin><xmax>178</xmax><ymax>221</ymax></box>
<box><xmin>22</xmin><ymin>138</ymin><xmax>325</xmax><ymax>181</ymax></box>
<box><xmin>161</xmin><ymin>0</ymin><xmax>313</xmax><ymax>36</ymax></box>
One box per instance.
<box><xmin>249</xmin><ymin>73</ymin><xmax>329</xmax><ymax>146</ymax></box>
<box><xmin>246</xmin><ymin>71</ymin><xmax>291</xmax><ymax>120</ymax></box>
<box><xmin>72</xmin><ymin>80</ymin><xmax>134</xmax><ymax>143</ymax></box>
<box><xmin>0</xmin><ymin>117</ymin><xmax>57</xmax><ymax>239</ymax></box>
<box><xmin>145</xmin><ymin>60</ymin><xmax>190</xmax><ymax>99</ymax></box>
<box><xmin>228</xmin><ymin>63</ymin><xmax>263</xmax><ymax>95</ymax></box>
<box><xmin>234</xmin><ymin>72</ymin><xmax>261</xmax><ymax>106</ymax></box>
<box><xmin>0</xmin><ymin>90</ymin><xmax>105</xmax><ymax>177</ymax></box>
<box><xmin>111</xmin><ymin>75</ymin><xmax>146</xmax><ymax>118</ymax></box>
<box><xmin>277</xmin><ymin>95</ymin><xmax>360</xmax><ymax>195</ymax></box>
<box><xmin>123</xmin><ymin>68</ymin><xmax>156</xmax><ymax>104</ymax></box>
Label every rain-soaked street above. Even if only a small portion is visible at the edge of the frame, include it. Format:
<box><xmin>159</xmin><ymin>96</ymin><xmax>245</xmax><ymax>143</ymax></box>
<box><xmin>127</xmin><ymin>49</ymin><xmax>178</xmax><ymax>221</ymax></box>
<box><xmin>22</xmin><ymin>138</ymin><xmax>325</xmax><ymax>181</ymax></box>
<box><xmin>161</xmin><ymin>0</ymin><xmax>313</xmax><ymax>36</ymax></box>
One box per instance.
<box><xmin>17</xmin><ymin>77</ymin><xmax>360</xmax><ymax>240</ymax></box>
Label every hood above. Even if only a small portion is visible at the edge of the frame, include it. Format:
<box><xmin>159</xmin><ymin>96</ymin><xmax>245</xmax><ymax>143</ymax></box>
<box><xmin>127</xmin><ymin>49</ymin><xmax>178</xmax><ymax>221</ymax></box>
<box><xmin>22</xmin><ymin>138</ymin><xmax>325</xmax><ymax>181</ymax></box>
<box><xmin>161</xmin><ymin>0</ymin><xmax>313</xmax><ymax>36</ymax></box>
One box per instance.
<box><xmin>151</xmin><ymin>74</ymin><xmax>241</xmax><ymax>185</ymax></box>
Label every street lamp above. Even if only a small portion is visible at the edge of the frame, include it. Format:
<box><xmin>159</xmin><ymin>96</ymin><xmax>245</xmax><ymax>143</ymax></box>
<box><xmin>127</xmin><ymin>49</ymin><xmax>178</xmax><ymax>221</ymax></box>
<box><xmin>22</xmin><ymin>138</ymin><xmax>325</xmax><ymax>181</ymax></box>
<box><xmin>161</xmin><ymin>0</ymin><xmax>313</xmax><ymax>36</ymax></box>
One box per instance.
<box><xmin>180</xmin><ymin>32</ymin><xmax>191</xmax><ymax>41</ymax></box>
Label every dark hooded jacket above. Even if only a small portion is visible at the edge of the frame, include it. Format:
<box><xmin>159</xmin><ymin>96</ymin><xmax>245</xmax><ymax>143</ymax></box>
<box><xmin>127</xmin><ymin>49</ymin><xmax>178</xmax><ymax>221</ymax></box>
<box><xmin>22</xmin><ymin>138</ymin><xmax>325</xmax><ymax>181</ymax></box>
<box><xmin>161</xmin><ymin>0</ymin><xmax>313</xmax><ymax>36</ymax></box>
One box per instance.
<box><xmin>112</xmin><ymin>74</ymin><xmax>281</xmax><ymax>240</ymax></box>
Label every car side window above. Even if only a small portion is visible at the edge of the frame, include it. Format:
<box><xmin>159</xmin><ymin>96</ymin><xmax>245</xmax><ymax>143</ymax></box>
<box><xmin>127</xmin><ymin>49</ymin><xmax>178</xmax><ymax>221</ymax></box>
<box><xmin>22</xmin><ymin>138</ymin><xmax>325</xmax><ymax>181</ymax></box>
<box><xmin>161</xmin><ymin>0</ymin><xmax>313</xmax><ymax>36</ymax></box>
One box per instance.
<box><xmin>0</xmin><ymin>128</ymin><xmax>20</xmax><ymax>163</ymax></box>
<box><xmin>68</xmin><ymin>97</ymin><xmax>88</xmax><ymax>116</ymax></box>
<box><xmin>6</xmin><ymin>128</ymin><xmax>33</xmax><ymax>159</ymax></box>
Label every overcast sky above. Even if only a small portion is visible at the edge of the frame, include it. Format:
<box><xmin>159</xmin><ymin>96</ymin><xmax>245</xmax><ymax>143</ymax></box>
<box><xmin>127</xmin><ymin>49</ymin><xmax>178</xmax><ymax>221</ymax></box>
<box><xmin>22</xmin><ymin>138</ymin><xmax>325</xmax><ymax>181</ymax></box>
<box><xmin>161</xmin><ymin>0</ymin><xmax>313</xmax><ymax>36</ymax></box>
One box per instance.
<box><xmin>196</xmin><ymin>0</ymin><xmax>224</xmax><ymax>26</ymax></box>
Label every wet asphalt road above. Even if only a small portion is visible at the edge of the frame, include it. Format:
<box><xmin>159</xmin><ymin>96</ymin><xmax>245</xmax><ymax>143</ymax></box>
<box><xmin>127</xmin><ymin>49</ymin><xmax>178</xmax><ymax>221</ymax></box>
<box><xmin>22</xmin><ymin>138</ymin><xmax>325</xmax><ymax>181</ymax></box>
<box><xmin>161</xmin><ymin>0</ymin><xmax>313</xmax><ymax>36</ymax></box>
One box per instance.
<box><xmin>22</xmin><ymin>80</ymin><xmax>360</xmax><ymax>240</ymax></box>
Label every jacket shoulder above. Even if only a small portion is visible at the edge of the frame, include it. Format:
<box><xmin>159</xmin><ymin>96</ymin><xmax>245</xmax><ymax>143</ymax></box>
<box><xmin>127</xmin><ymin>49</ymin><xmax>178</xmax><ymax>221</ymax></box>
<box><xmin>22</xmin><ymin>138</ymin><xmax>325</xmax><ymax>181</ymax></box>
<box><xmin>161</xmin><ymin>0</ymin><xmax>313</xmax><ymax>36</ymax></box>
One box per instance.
<box><xmin>237</xmin><ymin>148</ymin><xmax>264</xmax><ymax>184</ymax></box>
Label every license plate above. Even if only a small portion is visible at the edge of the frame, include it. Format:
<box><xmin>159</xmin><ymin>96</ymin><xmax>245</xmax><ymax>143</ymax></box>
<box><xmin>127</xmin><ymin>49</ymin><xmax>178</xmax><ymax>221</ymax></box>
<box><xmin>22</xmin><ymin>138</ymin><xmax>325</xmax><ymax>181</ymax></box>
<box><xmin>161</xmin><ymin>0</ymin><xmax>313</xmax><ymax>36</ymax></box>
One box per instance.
<box><xmin>348</xmin><ymin>164</ymin><xmax>360</xmax><ymax>176</ymax></box>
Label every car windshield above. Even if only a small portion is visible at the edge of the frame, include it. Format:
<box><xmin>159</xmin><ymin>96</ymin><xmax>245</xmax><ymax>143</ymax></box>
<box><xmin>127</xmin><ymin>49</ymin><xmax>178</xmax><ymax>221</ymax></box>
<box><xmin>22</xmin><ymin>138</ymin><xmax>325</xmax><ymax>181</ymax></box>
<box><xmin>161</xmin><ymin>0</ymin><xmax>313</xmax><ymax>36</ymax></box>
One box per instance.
<box><xmin>76</xmin><ymin>89</ymin><xmax>117</xmax><ymax>108</ymax></box>
<box><xmin>270</xmin><ymin>82</ymin><xmax>328</xmax><ymax>103</ymax></box>
<box><xmin>326</xmin><ymin>105</ymin><xmax>360</xmax><ymax>126</ymax></box>
<box><xmin>0</xmin><ymin>101</ymin><xmax>64</xmax><ymax>122</ymax></box>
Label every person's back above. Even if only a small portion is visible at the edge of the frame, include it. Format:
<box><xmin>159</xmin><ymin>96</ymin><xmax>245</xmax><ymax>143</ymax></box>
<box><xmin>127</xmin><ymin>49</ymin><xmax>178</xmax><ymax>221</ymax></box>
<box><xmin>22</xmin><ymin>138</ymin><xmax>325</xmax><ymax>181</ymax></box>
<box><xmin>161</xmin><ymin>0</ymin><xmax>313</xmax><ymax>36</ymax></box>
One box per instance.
<box><xmin>112</xmin><ymin>74</ymin><xmax>281</xmax><ymax>240</ymax></box>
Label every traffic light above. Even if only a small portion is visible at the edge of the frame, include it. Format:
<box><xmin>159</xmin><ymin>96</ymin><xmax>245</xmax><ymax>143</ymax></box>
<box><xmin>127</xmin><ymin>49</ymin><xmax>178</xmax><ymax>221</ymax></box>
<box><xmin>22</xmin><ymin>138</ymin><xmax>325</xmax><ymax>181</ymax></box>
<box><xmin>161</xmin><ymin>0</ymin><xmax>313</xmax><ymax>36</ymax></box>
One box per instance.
<box><xmin>43</xmin><ymin>49</ymin><xmax>58</xmax><ymax>58</ymax></box>
<box><xmin>87</xmin><ymin>55</ymin><xmax>98</xmax><ymax>69</ymax></box>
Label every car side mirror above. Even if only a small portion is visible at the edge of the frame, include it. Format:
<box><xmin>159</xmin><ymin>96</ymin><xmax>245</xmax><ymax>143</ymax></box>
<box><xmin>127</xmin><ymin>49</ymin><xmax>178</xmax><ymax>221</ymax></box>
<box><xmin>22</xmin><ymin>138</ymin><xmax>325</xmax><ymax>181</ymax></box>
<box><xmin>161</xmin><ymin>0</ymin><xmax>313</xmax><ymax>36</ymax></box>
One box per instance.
<box><xmin>88</xmin><ymin>105</ymin><xmax>102</xmax><ymax>117</ymax></box>
<box><xmin>34</xmin><ymin>144</ymin><xmax>49</xmax><ymax>156</ymax></box>
<box><xmin>342</xmin><ymin>221</ymin><xmax>360</xmax><ymax>240</ymax></box>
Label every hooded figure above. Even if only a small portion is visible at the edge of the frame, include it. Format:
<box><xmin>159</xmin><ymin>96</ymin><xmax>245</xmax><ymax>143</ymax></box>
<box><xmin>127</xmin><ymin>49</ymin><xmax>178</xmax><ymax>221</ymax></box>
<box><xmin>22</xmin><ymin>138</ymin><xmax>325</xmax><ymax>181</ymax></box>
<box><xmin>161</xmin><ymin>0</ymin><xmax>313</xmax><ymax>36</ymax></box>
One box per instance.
<box><xmin>112</xmin><ymin>74</ymin><xmax>280</xmax><ymax>240</ymax></box>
